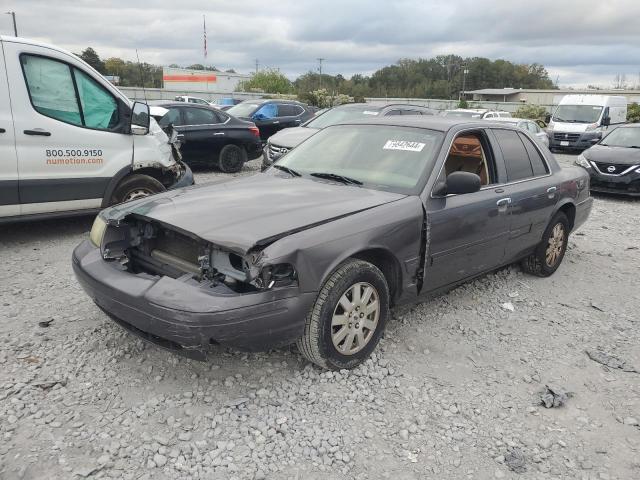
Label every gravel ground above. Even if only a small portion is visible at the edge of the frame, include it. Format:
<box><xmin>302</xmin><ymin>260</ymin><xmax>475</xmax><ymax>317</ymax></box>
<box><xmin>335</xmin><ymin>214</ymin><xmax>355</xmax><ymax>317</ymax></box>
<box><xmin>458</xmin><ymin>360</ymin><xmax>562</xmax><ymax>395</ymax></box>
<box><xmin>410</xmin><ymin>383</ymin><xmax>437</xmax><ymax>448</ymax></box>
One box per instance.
<box><xmin>1</xmin><ymin>154</ymin><xmax>639</xmax><ymax>480</ymax></box>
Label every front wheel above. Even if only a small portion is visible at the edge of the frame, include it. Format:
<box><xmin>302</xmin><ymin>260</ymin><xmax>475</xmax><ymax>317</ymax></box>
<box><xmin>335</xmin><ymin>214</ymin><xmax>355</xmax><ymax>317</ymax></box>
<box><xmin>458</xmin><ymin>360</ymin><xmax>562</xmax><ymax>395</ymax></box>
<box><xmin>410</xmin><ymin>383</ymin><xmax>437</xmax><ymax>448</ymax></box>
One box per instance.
<box><xmin>296</xmin><ymin>259</ymin><xmax>389</xmax><ymax>370</ymax></box>
<box><xmin>521</xmin><ymin>211</ymin><xmax>569</xmax><ymax>277</ymax></box>
<box><xmin>109</xmin><ymin>174</ymin><xmax>165</xmax><ymax>205</ymax></box>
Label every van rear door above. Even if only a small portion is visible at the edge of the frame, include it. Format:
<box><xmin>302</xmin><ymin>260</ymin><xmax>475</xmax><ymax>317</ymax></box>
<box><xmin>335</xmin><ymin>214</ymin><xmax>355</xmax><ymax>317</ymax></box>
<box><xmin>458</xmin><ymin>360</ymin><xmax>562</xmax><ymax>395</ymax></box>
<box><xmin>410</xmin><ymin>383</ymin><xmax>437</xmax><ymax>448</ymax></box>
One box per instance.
<box><xmin>0</xmin><ymin>40</ymin><xmax>20</xmax><ymax>217</ymax></box>
<box><xmin>2</xmin><ymin>39</ymin><xmax>134</xmax><ymax>215</ymax></box>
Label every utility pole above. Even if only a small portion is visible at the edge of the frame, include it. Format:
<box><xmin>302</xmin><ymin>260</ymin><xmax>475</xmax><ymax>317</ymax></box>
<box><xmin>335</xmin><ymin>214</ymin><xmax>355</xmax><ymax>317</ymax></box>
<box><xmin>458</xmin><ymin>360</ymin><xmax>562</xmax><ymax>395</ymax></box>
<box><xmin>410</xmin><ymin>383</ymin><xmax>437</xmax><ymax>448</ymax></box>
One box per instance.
<box><xmin>317</xmin><ymin>58</ymin><xmax>325</xmax><ymax>90</ymax></box>
<box><xmin>460</xmin><ymin>65</ymin><xmax>469</xmax><ymax>101</ymax></box>
<box><xmin>5</xmin><ymin>11</ymin><xmax>17</xmax><ymax>36</ymax></box>
<box><xmin>255</xmin><ymin>59</ymin><xmax>259</xmax><ymax>75</ymax></box>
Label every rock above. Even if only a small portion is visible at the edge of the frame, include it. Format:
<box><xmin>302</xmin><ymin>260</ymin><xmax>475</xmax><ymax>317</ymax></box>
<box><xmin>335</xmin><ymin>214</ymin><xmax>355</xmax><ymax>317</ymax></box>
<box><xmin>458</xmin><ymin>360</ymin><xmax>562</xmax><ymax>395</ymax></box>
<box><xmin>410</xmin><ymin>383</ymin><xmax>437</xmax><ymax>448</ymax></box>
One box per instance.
<box><xmin>153</xmin><ymin>454</ymin><xmax>167</xmax><ymax>467</ymax></box>
<box><xmin>539</xmin><ymin>385</ymin><xmax>572</xmax><ymax>408</ymax></box>
<box><xmin>501</xmin><ymin>302</ymin><xmax>515</xmax><ymax>312</ymax></box>
<box><xmin>399</xmin><ymin>429</ymin><xmax>409</xmax><ymax>441</ymax></box>
<box><xmin>178</xmin><ymin>432</ymin><xmax>192</xmax><ymax>442</ymax></box>
<box><xmin>623</xmin><ymin>417</ymin><xmax>639</xmax><ymax>426</ymax></box>
<box><xmin>504</xmin><ymin>449</ymin><xmax>527</xmax><ymax>473</ymax></box>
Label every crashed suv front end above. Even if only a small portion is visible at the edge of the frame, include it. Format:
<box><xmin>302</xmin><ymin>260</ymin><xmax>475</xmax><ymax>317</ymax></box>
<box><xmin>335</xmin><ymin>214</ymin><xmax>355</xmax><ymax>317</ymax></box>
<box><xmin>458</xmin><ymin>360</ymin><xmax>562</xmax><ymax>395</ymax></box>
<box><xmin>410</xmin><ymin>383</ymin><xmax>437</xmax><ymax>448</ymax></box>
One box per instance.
<box><xmin>72</xmin><ymin>211</ymin><xmax>316</xmax><ymax>359</ymax></box>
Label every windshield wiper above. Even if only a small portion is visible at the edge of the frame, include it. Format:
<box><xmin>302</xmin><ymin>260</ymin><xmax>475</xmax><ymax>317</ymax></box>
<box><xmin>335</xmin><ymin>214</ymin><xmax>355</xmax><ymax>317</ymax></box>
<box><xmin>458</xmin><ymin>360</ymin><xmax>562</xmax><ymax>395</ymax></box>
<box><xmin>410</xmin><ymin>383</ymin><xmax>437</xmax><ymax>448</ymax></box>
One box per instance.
<box><xmin>272</xmin><ymin>164</ymin><xmax>301</xmax><ymax>177</ymax></box>
<box><xmin>310</xmin><ymin>172</ymin><xmax>363</xmax><ymax>186</ymax></box>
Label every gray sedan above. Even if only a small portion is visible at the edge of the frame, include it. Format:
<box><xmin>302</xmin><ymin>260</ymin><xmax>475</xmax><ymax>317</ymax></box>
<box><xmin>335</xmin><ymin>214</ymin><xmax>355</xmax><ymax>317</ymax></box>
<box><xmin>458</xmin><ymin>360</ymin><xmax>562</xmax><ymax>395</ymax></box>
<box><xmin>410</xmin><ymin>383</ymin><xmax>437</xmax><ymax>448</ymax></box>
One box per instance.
<box><xmin>73</xmin><ymin>117</ymin><xmax>592</xmax><ymax>370</ymax></box>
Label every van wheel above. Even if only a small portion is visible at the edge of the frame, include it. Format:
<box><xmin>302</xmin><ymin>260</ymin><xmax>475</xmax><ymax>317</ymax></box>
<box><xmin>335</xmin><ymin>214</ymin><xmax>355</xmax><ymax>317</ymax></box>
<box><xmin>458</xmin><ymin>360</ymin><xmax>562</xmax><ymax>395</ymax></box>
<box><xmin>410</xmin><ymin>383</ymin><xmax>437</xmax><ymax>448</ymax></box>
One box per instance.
<box><xmin>110</xmin><ymin>174</ymin><xmax>165</xmax><ymax>205</ymax></box>
<box><xmin>521</xmin><ymin>212</ymin><xmax>569</xmax><ymax>277</ymax></box>
<box><xmin>218</xmin><ymin>145</ymin><xmax>247</xmax><ymax>173</ymax></box>
<box><xmin>296</xmin><ymin>259</ymin><xmax>389</xmax><ymax>370</ymax></box>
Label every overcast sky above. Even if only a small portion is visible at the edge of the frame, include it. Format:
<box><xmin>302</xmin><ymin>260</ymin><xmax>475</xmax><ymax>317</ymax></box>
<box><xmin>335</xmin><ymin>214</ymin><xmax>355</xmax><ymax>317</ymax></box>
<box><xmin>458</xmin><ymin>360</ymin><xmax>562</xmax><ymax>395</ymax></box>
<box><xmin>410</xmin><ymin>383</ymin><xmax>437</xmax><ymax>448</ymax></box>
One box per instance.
<box><xmin>2</xmin><ymin>0</ymin><xmax>640</xmax><ymax>88</ymax></box>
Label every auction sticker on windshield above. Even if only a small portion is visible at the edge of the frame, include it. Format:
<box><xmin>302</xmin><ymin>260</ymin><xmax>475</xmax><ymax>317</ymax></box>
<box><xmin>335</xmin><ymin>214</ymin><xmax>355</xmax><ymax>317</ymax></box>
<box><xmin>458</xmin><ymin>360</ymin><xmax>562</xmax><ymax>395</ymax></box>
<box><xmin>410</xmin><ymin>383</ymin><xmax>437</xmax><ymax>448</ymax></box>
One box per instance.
<box><xmin>383</xmin><ymin>140</ymin><xmax>426</xmax><ymax>152</ymax></box>
<box><xmin>362</xmin><ymin>111</ymin><xmax>380</xmax><ymax>115</ymax></box>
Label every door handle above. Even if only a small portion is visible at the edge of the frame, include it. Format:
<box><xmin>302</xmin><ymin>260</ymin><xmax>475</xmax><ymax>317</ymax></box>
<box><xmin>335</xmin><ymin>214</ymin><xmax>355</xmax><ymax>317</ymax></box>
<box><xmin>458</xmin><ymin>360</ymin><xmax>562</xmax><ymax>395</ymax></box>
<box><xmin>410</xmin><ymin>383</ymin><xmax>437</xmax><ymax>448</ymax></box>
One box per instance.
<box><xmin>213</xmin><ymin>132</ymin><xmax>225</xmax><ymax>136</ymax></box>
<box><xmin>0</xmin><ymin>128</ymin><xmax>6</xmax><ymax>133</ymax></box>
<box><xmin>496</xmin><ymin>197</ymin><xmax>511</xmax><ymax>212</ymax></box>
<box><xmin>272</xmin><ymin>121</ymin><xmax>280</xmax><ymax>124</ymax></box>
<box><xmin>24</xmin><ymin>129</ymin><xmax>51</xmax><ymax>136</ymax></box>
<box><xmin>546</xmin><ymin>186</ymin><xmax>557</xmax><ymax>198</ymax></box>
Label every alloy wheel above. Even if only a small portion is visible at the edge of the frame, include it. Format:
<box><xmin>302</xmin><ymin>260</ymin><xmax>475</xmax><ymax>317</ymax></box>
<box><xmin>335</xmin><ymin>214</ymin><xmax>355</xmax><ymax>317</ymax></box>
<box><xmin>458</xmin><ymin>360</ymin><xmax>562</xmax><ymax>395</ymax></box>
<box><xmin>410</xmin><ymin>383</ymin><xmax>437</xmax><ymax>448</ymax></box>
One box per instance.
<box><xmin>545</xmin><ymin>223</ymin><xmax>565</xmax><ymax>267</ymax></box>
<box><xmin>331</xmin><ymin>282</ymin><xmax>379</xmax><ymax>355</ymax></box>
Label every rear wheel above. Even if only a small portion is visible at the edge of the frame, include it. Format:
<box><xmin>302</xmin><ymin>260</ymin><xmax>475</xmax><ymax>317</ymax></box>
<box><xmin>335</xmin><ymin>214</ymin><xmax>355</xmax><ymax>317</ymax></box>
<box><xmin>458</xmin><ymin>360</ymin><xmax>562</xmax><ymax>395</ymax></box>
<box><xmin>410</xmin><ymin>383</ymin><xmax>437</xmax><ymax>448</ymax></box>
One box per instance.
<box><xmin>296</xmin><ymin>259</ymin><xmax>389</xmax><ymax>370</ymax></box>
<box><xmin>521</xmin><ymin>212</ymin><xmax>569</xmax><ymax>277</ymax></box>
<box><xmin>110</xmin><ymin>174</ymin><xmax>165</xmax><ymax>205</ymax></box>
<box><xmin>218</xmin><ymin>144</ymin><xmax>247</xmax><ymax>173</ymax></box>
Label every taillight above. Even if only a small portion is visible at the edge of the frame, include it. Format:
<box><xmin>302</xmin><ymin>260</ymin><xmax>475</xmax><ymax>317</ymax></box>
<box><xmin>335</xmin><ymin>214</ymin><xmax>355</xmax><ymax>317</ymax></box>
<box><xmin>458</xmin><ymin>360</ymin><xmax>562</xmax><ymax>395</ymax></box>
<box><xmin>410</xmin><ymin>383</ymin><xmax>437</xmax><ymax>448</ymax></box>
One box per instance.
<box><xmin>249</xmin><ymin>125</ymin><xmax>260</xmax><ymax>138</ymax></box>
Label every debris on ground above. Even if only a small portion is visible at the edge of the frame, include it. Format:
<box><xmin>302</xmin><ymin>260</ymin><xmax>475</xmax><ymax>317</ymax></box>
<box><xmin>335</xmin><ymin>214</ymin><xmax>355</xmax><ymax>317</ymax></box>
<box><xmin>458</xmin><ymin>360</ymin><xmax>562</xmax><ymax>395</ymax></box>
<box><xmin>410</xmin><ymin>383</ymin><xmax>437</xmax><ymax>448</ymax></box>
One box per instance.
<box><xmin>504</xmin><ymin>448</ymin><xmax>527</xmax><ymax>473</ymax></box>
<box><xmin>539</xmin><ymin>385</ymin><xmax>573</xmax><ymax>408</ymax></box>
<box><xmin>501</xmin><ymin>302</ymin><xmax>515</xmax><ymax>312</ymax></box>
<box><xmin>586</xmin><ymin>349</ymin><xmax>639</xmax><ymax>374</ymax></box>
<box><xmin>38</xmin><ymin>319</ymin><xmax>54</xmax><ymax>328</ymax></box>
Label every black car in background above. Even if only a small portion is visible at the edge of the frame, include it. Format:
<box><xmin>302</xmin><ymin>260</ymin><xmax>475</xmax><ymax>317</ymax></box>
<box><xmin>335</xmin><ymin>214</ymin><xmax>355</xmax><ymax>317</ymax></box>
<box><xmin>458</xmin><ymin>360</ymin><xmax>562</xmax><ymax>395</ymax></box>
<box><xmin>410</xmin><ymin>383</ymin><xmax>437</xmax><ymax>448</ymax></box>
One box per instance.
<box><xmin>263</xmin><ymin>102</ymin><xmax>437</xmax><ymax>168</ymax></box>
<box><xmin>227</xmin><ymin>99</ymin><xmax>315</xmax><ymax>141</ymax></box>
<box><xmin>150</xmin><ymin>102</ymin><xmax>262</xmax><ymax>173</ymax></box>
<box><xmin>575</xmin><ymin>124</ymin><xmax>640</xmax><ymax>196</ymax></box>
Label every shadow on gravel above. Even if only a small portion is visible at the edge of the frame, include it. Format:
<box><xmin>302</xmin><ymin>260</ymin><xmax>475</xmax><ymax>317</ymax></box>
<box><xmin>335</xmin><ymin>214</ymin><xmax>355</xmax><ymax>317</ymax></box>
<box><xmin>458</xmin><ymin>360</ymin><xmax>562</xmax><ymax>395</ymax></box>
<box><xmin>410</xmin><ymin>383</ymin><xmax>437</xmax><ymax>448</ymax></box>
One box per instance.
<box><xmin>0</xmin><ymin>215</ymin><xmax>95</xmax><ymax>243</ymax></box>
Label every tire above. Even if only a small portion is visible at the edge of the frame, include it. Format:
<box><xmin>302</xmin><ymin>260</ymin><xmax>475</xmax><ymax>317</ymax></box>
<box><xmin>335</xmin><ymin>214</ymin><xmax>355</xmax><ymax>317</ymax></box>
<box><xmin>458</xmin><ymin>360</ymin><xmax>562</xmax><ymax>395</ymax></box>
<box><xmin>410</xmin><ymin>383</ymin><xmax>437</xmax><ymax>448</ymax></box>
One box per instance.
<box><xmin>296</xmin><ymin>259</ymin><xmax>390</xmax><ymax>370</ymax></box>
<box><xmin>109</xmin><ymin>174</ymin><xmax>165</xmax><ymax>205</ymax></box>
<box><xmin>218</xmin><ymin>144</ymin><xmax>247</xmax><ymax>173</ymax></box>
<box><xmin>521</xmin><ymin>211</ymin><xmax>569</xmax><ymax>277</ymax></box>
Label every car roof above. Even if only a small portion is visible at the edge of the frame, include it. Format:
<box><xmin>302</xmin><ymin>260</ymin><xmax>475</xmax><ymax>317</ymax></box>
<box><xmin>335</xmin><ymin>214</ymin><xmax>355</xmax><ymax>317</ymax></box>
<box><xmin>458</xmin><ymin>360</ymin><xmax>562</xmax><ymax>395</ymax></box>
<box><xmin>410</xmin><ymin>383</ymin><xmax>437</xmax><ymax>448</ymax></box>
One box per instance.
<box><xmin>487</xmin><ymin>117</ymin><xmax>529</xmax><ymax>123</ymax></box>
<box><xmin>237</xmin><ymin>98</ymin><xmax>305</xmax><ymax>105</ymax></box>
<box><xmin>148</xmin><ymin>101</ymin><xmax>225</xmax><ymax>111</ymax></box>
<box><xmin>331</xmin><ymin>115</ymin><xmax>491</xmax><ymax>132</ymax></box>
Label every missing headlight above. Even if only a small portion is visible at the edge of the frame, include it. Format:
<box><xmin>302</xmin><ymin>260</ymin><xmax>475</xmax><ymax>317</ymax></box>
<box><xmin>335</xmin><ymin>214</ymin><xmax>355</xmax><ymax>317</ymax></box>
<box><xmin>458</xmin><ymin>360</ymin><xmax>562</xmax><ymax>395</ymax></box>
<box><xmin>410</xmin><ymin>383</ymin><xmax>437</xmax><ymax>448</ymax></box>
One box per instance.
<box><xmin>261</xmin><ymin>263</ymin><xmax>297</xmax><ymax>288</ymax></box>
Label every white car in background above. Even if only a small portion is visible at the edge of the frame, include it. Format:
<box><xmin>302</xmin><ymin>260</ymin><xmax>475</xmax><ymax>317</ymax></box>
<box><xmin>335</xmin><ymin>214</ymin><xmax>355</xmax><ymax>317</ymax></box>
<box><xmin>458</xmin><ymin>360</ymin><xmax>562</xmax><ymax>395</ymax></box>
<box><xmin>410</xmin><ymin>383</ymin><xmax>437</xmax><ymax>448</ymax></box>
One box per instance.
<box><xmin>486</xmin><ymin>117</ymin><xmax>550</xmax><ymax>148</ymax></box>
<box><xmin>174</xmin><ymin>95</ymin><xmax>213</xmax><ymax>106</ymax></box>
<box><xmin>442</xmin><ymin>108</ymin><xmax>512</xmax><ymax>119</ymax></box>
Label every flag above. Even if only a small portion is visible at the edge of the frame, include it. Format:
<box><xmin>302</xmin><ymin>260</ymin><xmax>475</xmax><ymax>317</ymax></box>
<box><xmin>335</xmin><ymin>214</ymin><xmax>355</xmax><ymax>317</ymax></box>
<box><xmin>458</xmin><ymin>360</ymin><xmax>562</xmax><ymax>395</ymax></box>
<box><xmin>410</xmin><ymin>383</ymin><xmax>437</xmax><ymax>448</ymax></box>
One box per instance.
<box><xmin>203</xmin><ymin>15</ymin><xmax>207</xmax><ymax>58</ymax></box>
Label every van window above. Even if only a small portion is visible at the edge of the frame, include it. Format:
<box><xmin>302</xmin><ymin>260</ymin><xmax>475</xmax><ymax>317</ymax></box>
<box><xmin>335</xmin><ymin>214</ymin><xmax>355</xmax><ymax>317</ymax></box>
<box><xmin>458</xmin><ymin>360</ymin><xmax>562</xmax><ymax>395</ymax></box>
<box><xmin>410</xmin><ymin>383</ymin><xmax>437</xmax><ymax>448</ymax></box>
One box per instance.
<box><xmin>21</xmin><ymin>54</ymin><xmax>118</xmax><ymax>130</ymax></box>
<box><xmin>21</xmin><ymin>55</ymin><xmax>82</xmax><ymax>126</ymax></box>
<box><xmin>73</xmin><ymin>69</ymin><xmax>118</xmax><ymax>129</ymax></box>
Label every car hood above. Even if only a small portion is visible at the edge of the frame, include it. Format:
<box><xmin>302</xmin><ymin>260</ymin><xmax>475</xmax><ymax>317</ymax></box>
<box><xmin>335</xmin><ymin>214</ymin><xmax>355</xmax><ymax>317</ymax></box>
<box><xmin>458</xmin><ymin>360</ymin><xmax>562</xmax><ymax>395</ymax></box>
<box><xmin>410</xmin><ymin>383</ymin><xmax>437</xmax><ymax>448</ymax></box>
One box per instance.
<box><xmin>104</xmin><ymin>174</ymin><xmax>406</xmax><ymax>254</ymax></box>
<box><xmin>268</xmin><ymin>127</ymin><xmax>318</xmax><ymax>149</ymax></box>
<box><xmin>584</xmin><ymin>144</ymin><xmax>640</xmax><ymax>165</ymax></box>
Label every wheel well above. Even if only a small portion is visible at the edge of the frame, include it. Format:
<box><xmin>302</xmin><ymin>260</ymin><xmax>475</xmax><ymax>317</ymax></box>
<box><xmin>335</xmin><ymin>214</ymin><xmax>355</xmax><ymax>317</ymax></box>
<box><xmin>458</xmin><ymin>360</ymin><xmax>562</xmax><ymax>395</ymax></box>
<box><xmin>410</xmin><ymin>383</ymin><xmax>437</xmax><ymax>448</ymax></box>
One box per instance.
<box><xmin>351</xmin><ymin>249</ymin><xmax>402</xmax><ymax>305</ymax></box>
<box><xmin>132</xmin><ymin>167</ymin><xmax>175</xmax><ymax>188</ymax></box>
<box><xmin>558</xmin><ymin>203</ymin><xmax>576</xmax><ymax>230</ymax></box>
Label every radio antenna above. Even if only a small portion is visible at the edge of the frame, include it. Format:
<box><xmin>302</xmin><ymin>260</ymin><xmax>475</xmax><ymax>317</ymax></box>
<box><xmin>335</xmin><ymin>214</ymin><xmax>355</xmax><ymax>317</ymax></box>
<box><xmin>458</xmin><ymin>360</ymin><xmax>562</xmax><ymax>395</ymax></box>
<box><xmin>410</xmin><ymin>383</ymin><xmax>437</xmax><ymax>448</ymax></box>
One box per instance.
<box><xmin>135</xmin><ymin>49</ymin><xmax>148</xmax><ymax>103</ymax></box>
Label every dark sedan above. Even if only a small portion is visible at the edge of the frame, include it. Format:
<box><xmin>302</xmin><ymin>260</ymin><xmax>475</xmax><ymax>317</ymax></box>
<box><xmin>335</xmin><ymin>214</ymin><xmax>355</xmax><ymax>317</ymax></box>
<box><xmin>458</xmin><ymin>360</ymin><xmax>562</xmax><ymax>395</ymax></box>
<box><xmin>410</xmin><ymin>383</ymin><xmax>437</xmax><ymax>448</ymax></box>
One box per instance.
<box><xmin>227</xmin><ymin>99</ymin><xmax>315</xmax><ymax>141</ymax></box>
<box><xmin>575</xmin><ymin>124</ymin><xmax>640</xmax><ymax>196</ymax></box>
<box><xmin>262</xmin><ymin>102</ymin><xmax>437</xmax><ymax>168</ymax></box>
<box><xmin>73</xmin><ymin>117</ymin><xmax>592</xmax><ymax>370</ymax></box>
<box><xmin>151</xmin><ymin>102</ymin><xmax>262</xmax><ymax>173</ymax></box>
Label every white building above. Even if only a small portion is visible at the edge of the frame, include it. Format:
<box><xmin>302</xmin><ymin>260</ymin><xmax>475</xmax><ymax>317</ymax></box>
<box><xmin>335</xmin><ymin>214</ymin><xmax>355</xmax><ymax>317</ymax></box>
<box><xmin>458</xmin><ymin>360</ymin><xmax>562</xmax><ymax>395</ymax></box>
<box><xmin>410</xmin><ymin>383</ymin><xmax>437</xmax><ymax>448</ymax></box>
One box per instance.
<box><xmin>162</xmin><ymin>67</ymin><xmax>250</xmax><ymax>94</ymax></box>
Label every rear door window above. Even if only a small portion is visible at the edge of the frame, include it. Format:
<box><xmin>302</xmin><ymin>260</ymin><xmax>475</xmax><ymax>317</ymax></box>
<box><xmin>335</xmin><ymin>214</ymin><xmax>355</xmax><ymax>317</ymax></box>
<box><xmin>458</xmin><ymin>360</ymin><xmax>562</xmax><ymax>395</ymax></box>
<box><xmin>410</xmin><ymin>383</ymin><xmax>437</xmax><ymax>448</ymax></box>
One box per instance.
<box><xmin>183</xmin><ymin>107</ymin><xmax>218</xmax><ymax>125</ymax></box>
<box><xmin>254</xmin><ymin>103</ymin><xmax>278</xmax><ymax>119</ymax></box>
<box><xmin>278</xmin><ymin>104</ymin><xmax>303</xmax><ymax>116</ymax></box>
<box><xmin>493</xmin><ymin>129</ymin><xmax>534</xmax><ymax>181</ymax></box>
<box><xmin>158</xmin><ymin>108</ymin><xmax>181</xmax><ymax>127</ymax></box>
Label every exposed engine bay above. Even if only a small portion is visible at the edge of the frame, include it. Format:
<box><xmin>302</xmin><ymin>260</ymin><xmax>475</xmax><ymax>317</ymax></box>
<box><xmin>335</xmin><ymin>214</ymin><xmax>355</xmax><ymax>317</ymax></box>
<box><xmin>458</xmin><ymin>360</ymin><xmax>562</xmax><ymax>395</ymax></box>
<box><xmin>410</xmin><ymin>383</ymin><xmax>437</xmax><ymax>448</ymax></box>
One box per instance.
<box><xmin>101</xmin><ymin>216</ymin><xmax>296</xmax><ymax>294</ymax></box>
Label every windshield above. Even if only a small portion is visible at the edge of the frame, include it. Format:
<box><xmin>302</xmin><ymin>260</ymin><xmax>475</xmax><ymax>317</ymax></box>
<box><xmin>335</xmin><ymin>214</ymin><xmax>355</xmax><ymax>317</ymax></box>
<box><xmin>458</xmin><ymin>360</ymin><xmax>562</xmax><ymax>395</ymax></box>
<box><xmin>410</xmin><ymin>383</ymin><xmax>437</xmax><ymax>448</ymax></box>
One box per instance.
<box><xmin>600</xmin><ymin>127</ymin><xmax>640</xmax><ymax>148</ymax></box>
<box><xmin>227</xmin><ymin>102</ymin><xmax>261</xmax><ymax>117</ymax></box>
<box><xmin>552</xmin><ymin>105</ymin><xmax>603</xmax><ymax>123</ymax></box>
<box><xmin>442</xmin><ymin>110</ymin><xmax>482</xmax><ymax>118</ymax></box>
<box><xmin>274</xmin><ymin>125</ymin><xmax>443</xmax><ymax>193</ymax></box>
<box><xmin>305</xmin><ymin>105</ymin><xmax>382</xmax><ymax>129</ymax></box>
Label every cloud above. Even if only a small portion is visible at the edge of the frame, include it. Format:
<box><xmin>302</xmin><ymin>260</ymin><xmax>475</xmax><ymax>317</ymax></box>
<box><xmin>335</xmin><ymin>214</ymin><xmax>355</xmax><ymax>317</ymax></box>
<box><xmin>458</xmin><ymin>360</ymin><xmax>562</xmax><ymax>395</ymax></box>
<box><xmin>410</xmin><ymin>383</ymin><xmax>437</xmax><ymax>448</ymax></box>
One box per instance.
<box><xmin>2</xmin><ymin>0</ymin><xmax>639</xmax><ymax>87</ymax></box>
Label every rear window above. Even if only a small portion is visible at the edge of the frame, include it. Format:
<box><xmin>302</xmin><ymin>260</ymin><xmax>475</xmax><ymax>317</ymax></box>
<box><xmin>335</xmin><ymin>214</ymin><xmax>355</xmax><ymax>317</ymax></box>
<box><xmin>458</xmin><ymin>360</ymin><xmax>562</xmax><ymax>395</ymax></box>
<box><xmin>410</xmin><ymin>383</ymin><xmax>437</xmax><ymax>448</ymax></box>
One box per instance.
<box><xmin>518</xmin><ymin>133</ymin><xmax>549</xmax><ymax>176</ymax></box>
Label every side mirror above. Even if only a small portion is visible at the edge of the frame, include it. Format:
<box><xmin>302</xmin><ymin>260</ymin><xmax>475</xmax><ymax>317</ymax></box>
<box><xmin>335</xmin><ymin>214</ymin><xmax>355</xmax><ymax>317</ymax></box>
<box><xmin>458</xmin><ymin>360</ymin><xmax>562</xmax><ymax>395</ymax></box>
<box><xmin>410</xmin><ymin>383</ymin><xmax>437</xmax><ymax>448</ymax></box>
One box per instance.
<box><xmin>434</xmin><ymin>171</ymin><xmax>481</xmax><ymax>196</ymax></box>
<box><xmin>602</xmin><ymin>116</ymin><xmax>611</xmax><ymax>127</ymax></box>
<box><xmin>544</xmin><ymin>113</ymin><xmax>551</xmax><ymax>123</ymax></box>
<box><xmin>131</xmin><ymin>101</ymin><xmax>150</xmax><ymax>135</ymax></box>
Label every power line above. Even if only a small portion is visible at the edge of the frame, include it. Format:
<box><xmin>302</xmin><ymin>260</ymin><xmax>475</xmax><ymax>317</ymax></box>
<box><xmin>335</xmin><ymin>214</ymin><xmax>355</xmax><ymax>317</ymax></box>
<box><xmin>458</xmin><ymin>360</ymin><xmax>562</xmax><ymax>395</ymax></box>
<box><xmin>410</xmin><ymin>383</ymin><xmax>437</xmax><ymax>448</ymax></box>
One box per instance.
<box><xmin>317</xmin><ymin>58</ymin><xmax>325</xmax><ymax>89</ymax></box>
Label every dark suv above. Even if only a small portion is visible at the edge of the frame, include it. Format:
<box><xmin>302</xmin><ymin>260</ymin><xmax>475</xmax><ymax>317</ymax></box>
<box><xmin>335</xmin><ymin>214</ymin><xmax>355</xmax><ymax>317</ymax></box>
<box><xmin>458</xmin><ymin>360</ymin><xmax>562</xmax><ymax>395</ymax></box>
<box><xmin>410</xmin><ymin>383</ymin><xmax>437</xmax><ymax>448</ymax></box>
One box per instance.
<box><xmin>262</xmin><ymin>102</ymin><xmax>436</xmax><ymax>168</ymax></box>
<box><xmin>227</xmin><ymin>100</ymin><xmax>315</xmax><ymax>141</ymax></box>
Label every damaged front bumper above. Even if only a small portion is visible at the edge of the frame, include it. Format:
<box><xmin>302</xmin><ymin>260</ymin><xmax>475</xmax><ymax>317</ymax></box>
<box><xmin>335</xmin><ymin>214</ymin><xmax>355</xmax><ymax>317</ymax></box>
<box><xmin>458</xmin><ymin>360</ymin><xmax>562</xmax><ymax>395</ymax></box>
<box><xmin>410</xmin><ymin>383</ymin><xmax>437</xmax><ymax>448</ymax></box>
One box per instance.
<box><xmin>72</xmin><ymin>240</ymin><xmax>315</xmax><ymax>360</ymax></box>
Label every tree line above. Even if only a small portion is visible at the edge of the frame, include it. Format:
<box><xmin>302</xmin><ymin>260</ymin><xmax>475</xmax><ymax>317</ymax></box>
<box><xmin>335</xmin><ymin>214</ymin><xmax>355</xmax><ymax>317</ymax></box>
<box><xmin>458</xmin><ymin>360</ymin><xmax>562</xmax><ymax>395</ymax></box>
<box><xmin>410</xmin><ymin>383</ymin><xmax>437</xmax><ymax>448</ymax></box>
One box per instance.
<box><xmin>77</xmin><ymin>47</ymin><xmax>556</xmax><ymax>99</ymax></box>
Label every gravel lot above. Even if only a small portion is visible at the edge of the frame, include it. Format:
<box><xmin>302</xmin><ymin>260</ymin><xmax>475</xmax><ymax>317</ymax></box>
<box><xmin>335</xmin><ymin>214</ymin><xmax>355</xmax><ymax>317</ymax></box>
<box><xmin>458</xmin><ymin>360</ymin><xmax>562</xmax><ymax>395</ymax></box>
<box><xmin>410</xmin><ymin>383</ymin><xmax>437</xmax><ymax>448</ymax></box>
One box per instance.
<box><xmin>1</xmin><ymin>154</ymin><xmax>639</xmax><ymax>480</ymax></box>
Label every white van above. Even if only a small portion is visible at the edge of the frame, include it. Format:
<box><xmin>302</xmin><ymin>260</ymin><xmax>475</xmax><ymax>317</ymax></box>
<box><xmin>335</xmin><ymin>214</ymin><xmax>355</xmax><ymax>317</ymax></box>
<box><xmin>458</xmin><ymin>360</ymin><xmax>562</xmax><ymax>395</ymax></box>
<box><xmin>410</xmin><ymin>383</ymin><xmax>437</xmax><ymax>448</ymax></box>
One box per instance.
<box><xmin>0</xmin><ymin>36</ymin><xmax>193</xmax><ymax>221</ymax></box>
<box><xmin>547</xmin><ymin>94</ymin><xmax>627</xmax><ymax>151</ymax></box>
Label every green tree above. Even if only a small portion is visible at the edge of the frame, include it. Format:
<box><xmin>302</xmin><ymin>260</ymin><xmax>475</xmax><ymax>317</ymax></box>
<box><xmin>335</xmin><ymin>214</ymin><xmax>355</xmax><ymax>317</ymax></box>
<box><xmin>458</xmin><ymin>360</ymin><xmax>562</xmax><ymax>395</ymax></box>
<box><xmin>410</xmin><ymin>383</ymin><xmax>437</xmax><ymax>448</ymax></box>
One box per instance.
<box><xmin>187</xmin><ymin>64</ymin><xmax>205</xmax><ymax>70</ymax></box>
<box><xmin>515</xmin><ymin>104</ymin><xmax>549</xmax><ymax>121</ymax></box>
<box><xmin>628</xmin><ymin>103</ymin><xmax>640</xmax><ymax>123</ymax></box>
<box><xmin>78</xmin><ymin>47</ymin><xmax>105</xmax><ymax>73</ymax></box>
<box><xmin>240</xmin><ymin>69</ymin><xmax>293</xmax><ymax>94</ymax></box>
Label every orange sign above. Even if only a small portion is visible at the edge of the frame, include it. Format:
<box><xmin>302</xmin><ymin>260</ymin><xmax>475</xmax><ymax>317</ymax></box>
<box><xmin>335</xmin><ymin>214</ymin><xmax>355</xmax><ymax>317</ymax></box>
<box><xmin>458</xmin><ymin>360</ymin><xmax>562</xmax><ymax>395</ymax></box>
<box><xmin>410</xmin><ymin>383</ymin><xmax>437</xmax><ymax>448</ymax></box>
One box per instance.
<box><xmin>163</xmin><ymin>74</ymin><xmax>217</xmax><ymax>83</ymax></box>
